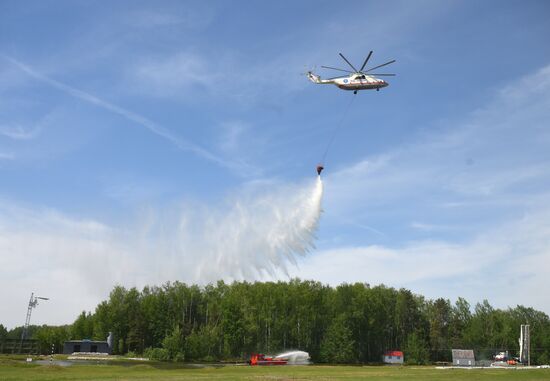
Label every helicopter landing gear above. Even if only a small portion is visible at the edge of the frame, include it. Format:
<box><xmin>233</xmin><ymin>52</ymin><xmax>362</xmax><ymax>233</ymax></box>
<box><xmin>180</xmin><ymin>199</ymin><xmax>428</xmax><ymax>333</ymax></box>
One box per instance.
<box><xmin>376</xmin><ymin>88</ymin><xmax>380</xmax><ymax>91</ymax></box>
<box><xmin>353</xmin><ymin>90</ymin><xmax>357</xmax><ymax>95</ymax></box>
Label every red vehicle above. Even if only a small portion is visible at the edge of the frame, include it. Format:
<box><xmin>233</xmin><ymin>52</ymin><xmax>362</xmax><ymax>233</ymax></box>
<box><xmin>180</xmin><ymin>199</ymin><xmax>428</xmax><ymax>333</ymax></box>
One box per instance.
<box><xmin>249</xmin><ymin>353</ymin><xmax>288</xmax><ymax>366</ymax></box>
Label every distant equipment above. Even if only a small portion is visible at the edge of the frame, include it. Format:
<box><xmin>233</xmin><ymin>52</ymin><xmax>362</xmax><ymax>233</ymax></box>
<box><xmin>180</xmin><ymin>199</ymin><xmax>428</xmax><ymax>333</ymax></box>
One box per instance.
<box><xmin>307</xmin><ymin>51</ymin><xmax>396</xmax><ymax>94</ymax></box>
<box><xmin>316</xmin><ymin>165</ymin><xmax>324</xmax><ymax>176</ymax></box>
<box><xmin>20</xmin><ymin>292</ymin><xmax>49</xmax><ymax>352</ymax></box>
<box><xmin>249</xmin><ymin>353</ymin><xmax>288</xmax><ymax>366</ymax></box>
<box><xmin>249</xmin><ymin>350</ymin><xmax>310</xmax><ymax>366</ymax></box>
<box><xmin>490</xmin><ymin>324</ymin><xmax>531</xmax><ymax>367</ymax></box>
<box><xmin>492</xmin><ymin>350</ymin><xmax>519</xmax><ymax>366</ymax></box>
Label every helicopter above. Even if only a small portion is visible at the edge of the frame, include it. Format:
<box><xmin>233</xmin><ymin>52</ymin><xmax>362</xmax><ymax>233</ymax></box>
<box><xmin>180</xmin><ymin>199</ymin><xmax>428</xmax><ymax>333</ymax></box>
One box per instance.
<box><xmin>307</xmin><ymin>51</ymin><xmax>395</xmax><ymax>94</ymax></box>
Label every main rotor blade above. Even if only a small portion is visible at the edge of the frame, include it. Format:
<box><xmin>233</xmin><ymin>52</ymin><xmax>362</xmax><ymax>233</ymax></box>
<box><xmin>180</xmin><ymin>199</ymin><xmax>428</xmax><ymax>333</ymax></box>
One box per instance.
<box><xmin>339</xmin><ymin>53</ymin><xmax>359</xmax><ymax>72</ymax></box>
<box><xmin>321</xmin><ymin>65</ymin><xmax>354</xmax><ymax>73</ymax></box>
<box><xmin>359</xmin><ymin>51</ymin><xmax>373</xmax><ymax>72</ymax></box>
<box><xmin>364</xmin><ymin>59</ymin><xmax>396</xmax><ymax>73</ymax></box>
<box><xmin>367</xmin><ymin>73</ymin><xmax>396</xmax><ymax>76</ymax></box>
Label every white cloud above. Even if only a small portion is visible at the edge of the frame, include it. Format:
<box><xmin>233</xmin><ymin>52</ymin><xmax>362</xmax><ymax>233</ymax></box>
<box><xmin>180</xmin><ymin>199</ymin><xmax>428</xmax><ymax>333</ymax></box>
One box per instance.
<box><xmin>324</xmin><ymin>64</ymin><xmax>550</xmax><ymax>220</ymax></box>
<box><xmin>0</xmin><ymin>124</ymin><xmax>41</xmax><ymax>140</ymax></box>
<box><xmin>214</xmin><ymin>120</ymin><xmax>270</xmax><ymax>170</ymax></box>
<box><xmin>291</xmin><ymin>206</ymin><xmax>550</xmax><ymax>313</ymax></box>
<box><xmin>0</xmin><ymin>203</ymin><xmax>127</xmax><ymax>328</ymax></box>
<box><xmin>126</xmin><ymin>50</ymin><xmax>286</xmax><ymax>105</ymax></box>
<box><xmin>218</xmin><ymin>121</ymin><xmax>249</xmax><ymax>154</ymax></box>
<box><xmin>131</xmin><ymin>52</ymin><xmax>216</xmax><ymax>96</ymax></box>
<box><xmin>121</xmin><ymin>0</ymin><xmax>437</xmax><ymax>104</ymax></box>
<box><xmin>124</xmin><ymin>6</ymin><xmax>214</xmax><ymax>29</ymax></box>
<box><xmin>127</xmin><ymin>12</ymin><xmax>192</xmax><ymax>28</ymax></box>
<box><xmin>3</xmin><ymin>56</ymin><xmax>261</xmax><ymax>176</ymax></box>
<box><xmin>410</xmin><ymin>221</ymin><xmax>463</xmax><ymax>232</ymax></box>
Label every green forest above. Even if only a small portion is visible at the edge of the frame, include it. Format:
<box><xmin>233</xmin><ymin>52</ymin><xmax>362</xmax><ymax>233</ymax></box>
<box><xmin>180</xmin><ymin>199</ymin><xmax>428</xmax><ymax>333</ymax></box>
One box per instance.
<box><xmin>2</xmin><ymin>280</ymin><xmax>550</xmax><ymax>364</ymax></box>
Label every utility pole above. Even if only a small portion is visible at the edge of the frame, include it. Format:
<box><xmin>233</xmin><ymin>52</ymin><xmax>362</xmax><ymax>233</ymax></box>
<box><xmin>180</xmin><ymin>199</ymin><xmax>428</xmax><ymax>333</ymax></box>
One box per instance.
<box><xmin>19</xmin><ymin>293</ymin><xmax>49</xmax><ymax>353</ymax></box>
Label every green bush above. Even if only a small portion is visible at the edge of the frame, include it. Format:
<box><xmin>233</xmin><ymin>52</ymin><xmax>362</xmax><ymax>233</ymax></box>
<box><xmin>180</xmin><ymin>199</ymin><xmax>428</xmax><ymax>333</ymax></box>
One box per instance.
<box><xmin>144</xmin><ymin>347</ymin><xmax>170</xmax><ymax>361</ymax></box>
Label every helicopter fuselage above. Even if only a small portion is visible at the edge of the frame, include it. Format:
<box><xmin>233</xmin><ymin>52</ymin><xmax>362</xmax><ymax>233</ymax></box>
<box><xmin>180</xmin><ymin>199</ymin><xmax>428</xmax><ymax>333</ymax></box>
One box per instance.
<box><xmin>307</xmin><ymin>72</ymin><xmax>388</xmax><ymax>92</ymax></box>
<box><xmin>334</xmin><ymin>75</ymin><xmax>388</xmax><ymax>91</ymax></box>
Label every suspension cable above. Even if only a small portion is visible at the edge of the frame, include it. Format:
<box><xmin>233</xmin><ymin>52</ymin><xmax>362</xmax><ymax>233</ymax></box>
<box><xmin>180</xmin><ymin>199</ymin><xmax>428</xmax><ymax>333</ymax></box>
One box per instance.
<box><xmin>319</xmin><ymin>93</ymin><xmax>357</xmax><ymax>165</ymax></box>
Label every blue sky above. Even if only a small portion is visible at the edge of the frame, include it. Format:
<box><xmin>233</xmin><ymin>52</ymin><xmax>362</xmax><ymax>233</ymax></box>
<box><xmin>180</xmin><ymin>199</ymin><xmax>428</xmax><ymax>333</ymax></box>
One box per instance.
<box><xmin>1</xmin><ymin>0</ymin><xmax>550</xmax><ymax>328</ymax></box>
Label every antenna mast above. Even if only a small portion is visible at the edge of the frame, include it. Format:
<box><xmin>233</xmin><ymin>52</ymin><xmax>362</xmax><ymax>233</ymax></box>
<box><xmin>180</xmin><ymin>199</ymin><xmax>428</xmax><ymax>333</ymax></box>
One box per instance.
<box><xmin>19</xmin><ymin>292</ymin><xmax>49</xmax><ymax>352</ymax></box>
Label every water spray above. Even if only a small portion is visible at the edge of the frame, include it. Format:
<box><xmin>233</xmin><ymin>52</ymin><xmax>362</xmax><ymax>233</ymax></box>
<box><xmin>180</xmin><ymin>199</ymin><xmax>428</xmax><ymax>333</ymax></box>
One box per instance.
<box><xmin>191</xmin><ymin>177</ymin><xmax>324</xmax><ymax>282</ymax></box>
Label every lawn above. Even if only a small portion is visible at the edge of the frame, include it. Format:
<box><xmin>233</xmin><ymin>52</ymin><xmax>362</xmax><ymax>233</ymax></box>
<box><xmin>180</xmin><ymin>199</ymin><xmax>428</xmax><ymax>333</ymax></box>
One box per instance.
<box><xmin>0</xmin><ymin>358</ymin><xmax>549</xmax><ymax>381</ymax></box>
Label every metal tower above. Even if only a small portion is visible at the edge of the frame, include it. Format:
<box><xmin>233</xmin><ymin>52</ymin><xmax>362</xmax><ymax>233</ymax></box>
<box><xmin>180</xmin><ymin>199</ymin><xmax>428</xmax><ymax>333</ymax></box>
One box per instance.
<box><xmin>19</xmin><ymin>292</ymin><xmax>49</xmax><ymax>352</ymax></box>
<box><xmin>519</xmin><ymin>324</ymin><xmax>530</xmax><ymax>366</ymax></box>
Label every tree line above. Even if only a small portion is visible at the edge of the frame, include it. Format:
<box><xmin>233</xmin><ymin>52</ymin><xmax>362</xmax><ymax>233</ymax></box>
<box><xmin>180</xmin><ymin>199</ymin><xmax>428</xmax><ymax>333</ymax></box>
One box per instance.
<box><xmin>2</xmin><ymin>280</ymin><xmax>550</xmax><ymax>364</ymax></box>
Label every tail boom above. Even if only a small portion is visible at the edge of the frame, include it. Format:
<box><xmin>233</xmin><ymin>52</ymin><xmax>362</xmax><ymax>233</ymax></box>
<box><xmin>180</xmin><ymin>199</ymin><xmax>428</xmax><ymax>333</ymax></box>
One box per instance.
<box><xmin>307</xmin><ymin>72</ymin><xmax>333</xmax><ymax>84</ymax></box>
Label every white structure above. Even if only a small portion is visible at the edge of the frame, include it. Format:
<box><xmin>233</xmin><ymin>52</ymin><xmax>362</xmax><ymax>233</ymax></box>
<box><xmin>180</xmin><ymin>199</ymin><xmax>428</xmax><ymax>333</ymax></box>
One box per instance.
<box><xmin>519</xmin><ymin>324</ymin><xmax>530</xmax><ymax>365</ymax></box>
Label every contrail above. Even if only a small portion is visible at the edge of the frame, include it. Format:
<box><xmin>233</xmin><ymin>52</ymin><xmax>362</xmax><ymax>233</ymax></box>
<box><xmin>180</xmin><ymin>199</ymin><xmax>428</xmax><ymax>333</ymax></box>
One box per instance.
<box><xmin>3</xmin><ymin>55</ymin><xmax>253</xmax><ymax>174</ymax></box>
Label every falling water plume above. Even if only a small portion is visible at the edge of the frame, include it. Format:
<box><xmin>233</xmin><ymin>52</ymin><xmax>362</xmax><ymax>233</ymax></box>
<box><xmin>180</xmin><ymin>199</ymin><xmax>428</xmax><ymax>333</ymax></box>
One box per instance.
<box><xmin>191</xmin><ymin>176</ymin><xmax>324</xmax><ymax>282</ymax></box>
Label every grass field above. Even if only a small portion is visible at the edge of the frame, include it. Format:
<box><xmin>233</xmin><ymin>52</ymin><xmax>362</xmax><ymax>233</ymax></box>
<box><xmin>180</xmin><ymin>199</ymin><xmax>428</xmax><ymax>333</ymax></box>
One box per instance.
<box><xmin>1</xmin><ymin>358</ymin><xmax>549</xmax><ymax>381</ymax></box>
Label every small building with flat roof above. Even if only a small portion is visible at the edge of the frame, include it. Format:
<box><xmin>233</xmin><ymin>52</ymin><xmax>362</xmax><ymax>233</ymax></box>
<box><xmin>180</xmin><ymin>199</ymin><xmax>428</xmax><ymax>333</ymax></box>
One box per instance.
<box><xmin>452</xmin><ymin>349</ymin><xmax>475</xmax><ymax>366</ymax></box>
<box><xmin>383</xmin><ymin>350</ymin><xmax>404</xmax><ymax>364</ymax></box>
<box><xmin>63</xmin><ymin>332</ymin><xmax>112</xmax><ymax>355</ymax></box>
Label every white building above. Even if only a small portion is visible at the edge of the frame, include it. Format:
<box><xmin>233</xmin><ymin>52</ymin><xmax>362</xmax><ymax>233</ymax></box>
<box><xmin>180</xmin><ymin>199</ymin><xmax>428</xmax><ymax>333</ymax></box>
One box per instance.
<box><xmin>383</xmin><ymin>350</ymin><xmax>404</xmax><ymax>364</ymax></box>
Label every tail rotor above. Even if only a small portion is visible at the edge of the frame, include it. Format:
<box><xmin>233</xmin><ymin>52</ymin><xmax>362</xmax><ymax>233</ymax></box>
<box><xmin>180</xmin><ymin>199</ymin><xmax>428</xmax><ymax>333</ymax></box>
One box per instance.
<box><xmin>300</xmin><ymin>64</ymin><xmax>317</xmax><ymax>77</ymax></box>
